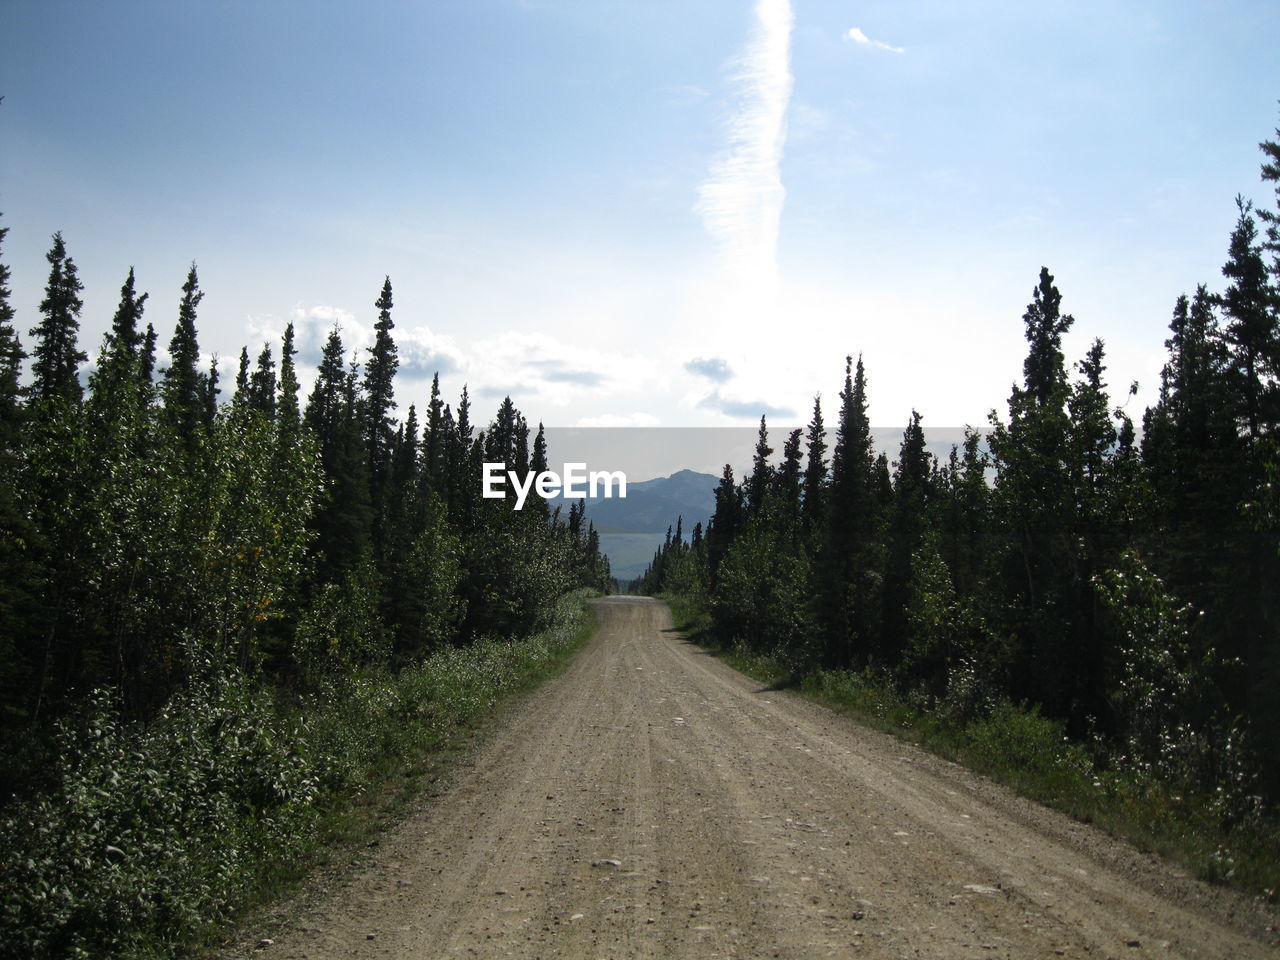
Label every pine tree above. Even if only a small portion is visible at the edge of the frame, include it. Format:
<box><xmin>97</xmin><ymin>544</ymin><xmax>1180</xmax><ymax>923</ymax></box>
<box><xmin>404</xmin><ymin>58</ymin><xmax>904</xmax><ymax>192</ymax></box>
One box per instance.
<box><xmin>745</xmin><ymin>416</ymin><xmax>773</xmax><ymax>515</ymax></box>
<box><xmin>232</xmin><ymin>347</ymin><xmax>250</xmax><ymax>406</ymax></box>
<box><xmin>278</xmin><ymin>321</ymin><xmax>300</xmax><ymax>427</ymax></box>
<box><xmin>801</xmin><ymin>395</ymin><xmax>828</xmax><ymax>538</ymax></box>
<box><xmin>138</xmin><ymin>322</ymin><xmax>158</xmax><ymax>395</ymax></box>
<box><xmin>30</xmin><ymin>232</ymin><xmax>87</xmax><ymax>407</ymax></box>
<box><xmin>302</xmin><ymin>328</ymin><xmax>374</xmax><ymax>584</ymax></box>
<box><xmin>1257</xmin><ymin>112</ymin><xmax>1280</xmax><ymax>275</ymax></box>
<box><xmin>0</xmin><ymin>219</ymin><xmax>24</xmax><ymax>436</ymax></box>
<box><xmin>528</xmin><ymin>422</ymin><xmax>550</xmax><ymax>519</ymax></box>
<box><xmin>248</xmin><ymin>343</ymin><xmax>276</xmax><ymax>417</ymax></box>
<box><xmin>0</xmin><ymin>219</ymin><xmax>41</xmax><ymax>729</ymax></box>
<box><xmin>100</xmin><ymin>268</ymin><xmax>148</xmax><ymax>379</ymax></box>
<box><xmin>705</xmin><ymin>464</ymin><xmax>742</xmax><ymax>587</ymax></box>
<box><xmin>161</xmin><ymin>264</ymin><xmax>205</xmax><ymax>450</ymax></box>
<box><xmin>882</xmin><ymin>411</ymin><xmax>932</xmax><ymax>664</ymax></box>
<box><xmin>201</xmin><ymin>354</ymin><xmax>220</xmax><ymax>427</ymax></box>
<box><xmin>820</xmin><ymin>354</ymin><xmax>880</xmax><ymax>667</ymax></box>
<box><xmin>989</xmin><ymin>267</ymin><xmax>1080</xmax><ymax>717</ymax></box>
<box><xmin>363</xmin><ymin>277</ymin><xmax>398</xmax><ymax>485</ymax></box>
<box><xmin>777</xmin><ymin>428</ymin><xmax>804</xmax><ymax>513</ymax></box>
<box><xmin>1220</xmin><ymin>197</ymin><xmax>1277</xmax><ymax>445</ymax></box>
<box><xmin>304</xmin><ymin>327</ymin><xmax>345</xmax><ymax>441</ymax></box>
<box><xmin>422</xmin><ymin>372</ymin><xmax>445</xmax><ymax>493</ymax></box>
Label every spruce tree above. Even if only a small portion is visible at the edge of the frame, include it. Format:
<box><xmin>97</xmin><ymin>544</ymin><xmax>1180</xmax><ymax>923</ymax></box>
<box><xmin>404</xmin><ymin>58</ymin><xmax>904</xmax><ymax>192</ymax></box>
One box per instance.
<box><xmin>1220</xmin><ymin>197</ymin><xmax>1277</xmax><ymax>445</ymax></box>
<box><xmin>201</xmin><ymin>354</ymin><xmax>220</xmax><ymax>427</ymax></box>
<box><xmin>745</xmin><ymin>415</ymin><xmax>773</xmax><ymax>515</ymax></box>
<box><xmin>422</xmin><ymin>372</ymin><xmax>445</xmax><ymax>493</ymax></box>
<box><xmin>30</xmin><ymin>232</ymin><xmax>87</xmax><ymax>407</ymax></box>
<box><xmin>100</xmin><ymin>268</ymin><xmax>148</xmax><ymax>379</ymax></box>
<box><xmin>278</xmin><ymin>322</ymin><xmax>300</xmax><ymax>426</ymax></box>
<box><xmin>161</xmin><ymin>264</ymin><xmax>205</xmax><ymax>449</ymax></box>
<box><xmin>801</xmin><ymin>395</ymin><xmax>827</xmax><ymax>538</ymax></box>
<box><xmin>882</xmin><ymin>411</ymin><xmax>932</xmax><ymax>664</ymax></box>
<box><xmin>821</xmin><ymin>355</ymin><xmax>880</xmax><ymax>667</ymax></box>
<box><xmin>248</xmin><ymin>343</ymin><xmax>276</xmax><ymax>417</ymax></box>
<box><xmin>363</xmin><ymin>277</ymin><xmax>398</xmax><ymax>483</ymax></box>
<box><xmin>138</xmin><ymin>323</ymin><xmax>157</xmax><ymax>394</ymax></box>
<box><xmin>233</xmin><ymin>346</ymin><xmax>251</xmax><ymax>406</ymax></box>
<box><xmin>528</xmin><ymin>422</ymin><xmax>550</xmax><ymax>519</ymax></box>
<box><xmin>989</xmin><ymin>267</ymin><xmax>1079</xmax><ymax>717</ymax></box>
<box><xmin>0</xmin><ymin>219</ymin><xmax>24</xmax><ymax>435</ymax></box>
<box><xmin>0</xmin><ymin>219</ymin><xmax>41</xmax><ymax>729</ymax></box>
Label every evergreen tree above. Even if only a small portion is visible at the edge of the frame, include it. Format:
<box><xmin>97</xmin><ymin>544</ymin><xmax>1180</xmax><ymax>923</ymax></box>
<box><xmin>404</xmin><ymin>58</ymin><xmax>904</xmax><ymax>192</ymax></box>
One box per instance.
<box><xmin>801</xmin><ymin>395</ymin><xmax>828</xmax><ymax>538</ymax></box>
<box><xmin>820</xmin><ymin>355</ymin><xmax>880</xmax><ymax>667</ymax></box>
<box><xmin>745</xmin><ymin>416</ymin><xmax>773</xmax><ymax>515</ymax></box>
<box><xmin>233</xmin><ymin>347</ymin><xmax>251</xmax><ymax>405</ymax></box>
<box><xmin>1220</xmin><ymin>197</ymin><xmax>1278</xmax><ymax>445</ymax></box>
<box><xmin>705</xmin><ymin>464</ymin><xmax>742</xmax><ymax>586</ymax></box>
<box><xmin>882</xmin><ymin>411</ymin><xmax>932</xmax><ymax>665</ymax></box>
<box><xmin>30</xmin><ymin>232</ymin><xmax>86</xmax><ymax>407</ymax></box>
<box><xmin>138</xmin><ymin>322</ymin><xmax>157</xmax><ymax>394</ymax></box>
<box><xmin>528</xmin><ymin>422</ymin><xmax>550</xmax><ymax>519</ymax></box>
<box><xmin>0</xmin><ymin>219</ymin><xmax>24</xmax><ymax>435</ymax></box>
<box><xmin>278</xmin><ymin>321</ymin><xmax>300</xmax><ymax>427</ymax></box>
<box><xmin>100</xmin><ymin>267</ymin><xmax>148</xmax><ymax>379</ymax></box>
<box><xmin>0</xmin><ymin>218</ymin><xmax>43</xmax><ymax>729</ymax></box>
<box><xmin>201</xmin><ymin>354</ymin><xmax>220</xmax><ymax>427</ymax></box>
<box><xmin>988</xmin><ymin>268</ymin><xmax>1080</xmax><ymax>717</ymax></box>
<box><xmin>363</xmin><ymin>277</ymin><xmax>398</xmax><ymax>486</ymax></box>
<box><xmin>161</xmin><ymin>264</ymin><xmax>206</xmax><ymax>450</ymax></box>
<box><xmin>776</xmin><ymin>428</ymin><xmax>804</xmax><ymax>515</ymax></box>
<box><xmin>422</xmin><ymin>372</ymin><xmax>445</xmax><ymax>493</ymax></box>
<box><xmin>248</xmin><ymin>343</ymin><xmax>276</xmax><ymax>417</ymax></box>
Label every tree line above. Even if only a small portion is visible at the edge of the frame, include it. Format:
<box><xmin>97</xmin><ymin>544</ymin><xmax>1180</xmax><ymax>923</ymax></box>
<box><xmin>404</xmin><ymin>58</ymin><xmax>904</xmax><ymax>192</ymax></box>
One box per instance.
<box><xmin>639</xmin><ymin>119</ymin><xmax>1280</xmax><ymax>810</ymax></box>
<box><xmin>0</xmin><ymin>235</ymin><xmax>610</xmax><ymax>795</ymax></box>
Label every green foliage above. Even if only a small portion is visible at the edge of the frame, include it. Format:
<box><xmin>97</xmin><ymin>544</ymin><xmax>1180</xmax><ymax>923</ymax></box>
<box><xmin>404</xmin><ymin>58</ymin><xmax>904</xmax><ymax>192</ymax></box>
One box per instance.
<box><xmin>0</xmin><ymin>594</ymin><xmax>593</xmax><ymax>960</ymax></box>
<box><xmin>293</xmin><ymin>557</ymin><xmax>388</xmax><ymax>683</ymax></box>
<box><xmin>29</xmin><ymin>232</ymin><xmax>86</xmax><ymax>409</ymax></box>
<box><xmin>712</xmin><ymin>514</ymin><xmax>814</xmax><ymax>672</ymax></box>
<box><xmin>160</xmin><ymin>265</ymin><xmax>207</xmax><ymax>452</ymax></box>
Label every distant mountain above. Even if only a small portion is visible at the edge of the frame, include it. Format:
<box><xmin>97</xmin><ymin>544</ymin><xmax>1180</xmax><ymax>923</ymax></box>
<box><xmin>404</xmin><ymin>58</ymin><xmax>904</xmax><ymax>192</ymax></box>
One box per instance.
<box><xmin>552</xmin><ymin>468</ymin><xmax>718</xmax><ymax>536</ymax></box>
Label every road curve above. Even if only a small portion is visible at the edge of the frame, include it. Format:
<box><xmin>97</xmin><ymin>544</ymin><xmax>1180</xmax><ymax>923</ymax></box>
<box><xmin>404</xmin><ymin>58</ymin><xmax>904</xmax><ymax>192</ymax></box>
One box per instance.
<box><xmin>224</xmin><ymin>596</ymin><xmax>1279</xmax><ymax>959</ymax></box>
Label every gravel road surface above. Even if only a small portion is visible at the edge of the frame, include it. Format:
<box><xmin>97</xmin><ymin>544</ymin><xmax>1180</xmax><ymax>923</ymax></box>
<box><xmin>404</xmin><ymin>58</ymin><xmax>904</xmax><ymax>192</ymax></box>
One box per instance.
<box><xmin>224</xmin><ymin>596</ymin><xmax>1279</xmax><ymax>959</ymax></box>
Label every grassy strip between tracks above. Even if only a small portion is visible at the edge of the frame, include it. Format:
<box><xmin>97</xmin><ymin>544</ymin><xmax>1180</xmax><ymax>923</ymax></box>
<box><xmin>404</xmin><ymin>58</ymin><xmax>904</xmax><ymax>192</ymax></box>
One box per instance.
<box><xmin>661</xmin><ymin>593</ymin><xmax>1280</xmax><ymax>904</ymax></box>
<box><xmin>1</xmin><ymin>592</ymin><xmax>597</xmax><ymax>960</ymax></box>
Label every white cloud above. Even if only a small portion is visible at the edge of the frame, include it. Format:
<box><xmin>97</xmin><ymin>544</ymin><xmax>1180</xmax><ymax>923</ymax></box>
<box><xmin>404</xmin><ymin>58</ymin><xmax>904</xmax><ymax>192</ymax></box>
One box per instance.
<box><xmin>695</xmin><ymin>0</ymin><xmax>794</xmax><ymax>288</ymax></box>
<box><xmin>845</xmin><ymin>26</ymin><xmax>905</xmax><ymax>54</ymax></box>
<box><xmin>398</xmin><ymin>325</ymin><xmax>467</xmax><ymax>379</ymax></box>
<box><xmin>468</xmin><ymin>331</ymin><xmax>653</xmax><ymax>410</ymax></box>
<box><xmin>684</xmin><ymin>356</ymin><xmax>734</xmax><ymax>383</ymax></box>
<box><xmin>697</xmin><ymin>387</ymin><xmax>796</xmax><ymax>421</ymax></box>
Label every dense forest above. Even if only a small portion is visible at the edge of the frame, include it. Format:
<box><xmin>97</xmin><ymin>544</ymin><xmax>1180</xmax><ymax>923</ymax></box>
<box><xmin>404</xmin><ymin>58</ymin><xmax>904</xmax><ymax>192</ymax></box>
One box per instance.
<box><xmin>639</xmin><ymin>122</ymin><xmax>1280</xmax><ymax>845</ymax></box>
<box><xmin>0</xmin><ymin>232</ymin><xmax>610</xmax><ymax>955</ymax></box>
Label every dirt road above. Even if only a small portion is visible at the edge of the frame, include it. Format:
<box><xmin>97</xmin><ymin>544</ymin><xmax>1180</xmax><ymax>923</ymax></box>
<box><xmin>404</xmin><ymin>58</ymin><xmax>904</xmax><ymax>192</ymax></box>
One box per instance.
<box><xmin>228</xmin><ymin>597</ymin><xmax>1278</xmax><ymax>959</ymax></box>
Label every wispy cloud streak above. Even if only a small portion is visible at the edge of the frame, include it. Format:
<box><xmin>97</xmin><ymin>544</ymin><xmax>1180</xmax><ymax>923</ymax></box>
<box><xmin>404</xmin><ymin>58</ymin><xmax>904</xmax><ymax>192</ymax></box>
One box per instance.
<box><xmin>696</xmin><ymin>0</ymin><xmax>794</xmax><ymax>286</ymax></box>
<box><xmin>846</xmin><ymin>27</ymin><xmax>905</xmax><ymax>54</ymax></box>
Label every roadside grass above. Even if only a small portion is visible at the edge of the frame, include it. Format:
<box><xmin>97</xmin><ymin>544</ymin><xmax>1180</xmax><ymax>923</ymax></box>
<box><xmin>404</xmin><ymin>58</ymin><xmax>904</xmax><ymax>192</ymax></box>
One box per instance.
<box><xmin>661</xmin><ymin>592</ymin><xmax>1280</xmax><ymax>903</ymax></box>
<box><xmin>0</xmin><ymin>592</ymin><xmax>597</xmax><ymax>960</ymax></box>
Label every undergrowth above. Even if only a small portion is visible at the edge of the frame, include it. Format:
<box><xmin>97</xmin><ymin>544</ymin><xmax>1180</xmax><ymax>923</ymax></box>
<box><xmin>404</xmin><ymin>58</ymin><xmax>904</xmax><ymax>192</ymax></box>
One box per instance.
<box><xmin>661</xmin><ymin>591</ymin><xmax>1280</xmax><ymax>903</ymax></box>
<box><xmin>0</xmin><ymin>591</ymin><xmax>596</xmax><ymax>960</ymax></box>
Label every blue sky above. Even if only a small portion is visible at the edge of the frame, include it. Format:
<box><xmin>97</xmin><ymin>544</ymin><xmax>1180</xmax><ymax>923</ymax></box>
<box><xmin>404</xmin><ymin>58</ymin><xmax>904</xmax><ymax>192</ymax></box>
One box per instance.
<box><xmin>2</xmin><ymin>0</ymin><xmax>1278</xmax><ymax>433</ymax></box>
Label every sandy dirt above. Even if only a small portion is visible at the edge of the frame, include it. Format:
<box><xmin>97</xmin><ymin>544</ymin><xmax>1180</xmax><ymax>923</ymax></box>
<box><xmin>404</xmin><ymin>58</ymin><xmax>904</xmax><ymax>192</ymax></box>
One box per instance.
<box><xmin>224</xmin><ymin>596</ymin><xmax>1279</xmax><ymax>959</ymax></box>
